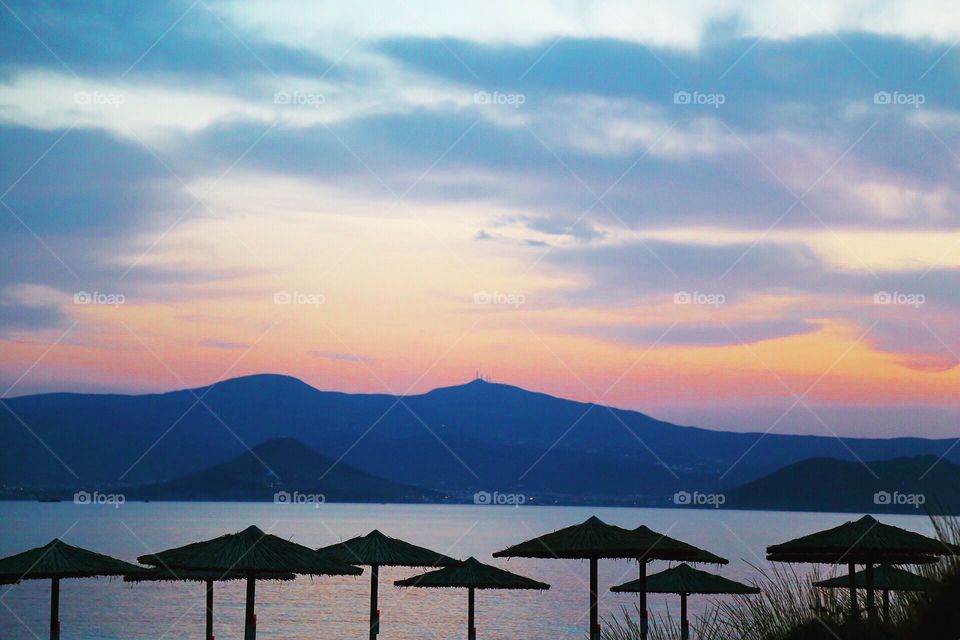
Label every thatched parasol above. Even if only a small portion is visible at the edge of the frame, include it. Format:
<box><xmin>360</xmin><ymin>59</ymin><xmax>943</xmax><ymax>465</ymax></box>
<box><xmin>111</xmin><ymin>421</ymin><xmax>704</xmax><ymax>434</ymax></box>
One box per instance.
<box><xmin>0</xmin><ymin>538</ymin><xmax>141</xmax><ymax>640</ymax></box>
<box><xmin>767</xmin><ymin>515</ymin><xmax>954</xmax><ymax>623</ymax></box>
<box><xmin>395</xmin><ymin>556</ymin><xmax>549</xmax><ymax>639</ymax></box>
<box><xmin>493</xmin><ymin>516</ymin><xmax>726</xmax><ymax>640</ymax></box>
<box><xmin>317</xmin><ymin>529</ymin><xmax>459</xmax><ymax>640</ymax></box>
<box><xmin>815</xmin><ymin>564</ymin><xmax>941</xmax><ymax>623</ymax></box>
<box><xmin>138</xmin><ymin>525</ymin><xmax>361</xmax><ymax>640</ymax></box>
<box><xmin>612</xmin><ymin>563</ymin><xmax>759</xmax><ymax>640</ymax></box>
<box><xmin>630</xmin><ymin>525</ymin><xmax>727</xmax><ymax>640</ymax></box>
<box><xmin>125</xmin><ymin>567</ymin><xmax>295</xmax><ymax>640</ymax></box>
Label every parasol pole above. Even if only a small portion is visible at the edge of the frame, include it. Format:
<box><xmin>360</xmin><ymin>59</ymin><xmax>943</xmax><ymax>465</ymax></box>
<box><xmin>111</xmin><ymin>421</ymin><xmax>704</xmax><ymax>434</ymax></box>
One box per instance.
<box><xmin>467</xmin><ymin>586</ymin><xmax>476</xmax><ymax>640</ymax></box>
<box><xmin>680</xmin><ymin>593</ymin><xmax>689</xmax><ymax>640</ymax></box>
<box><xmin>370</xmin><ymin>564</ymin><xmax>379</xmax><ymax>640</ymax></box>
<box><xmin>205</xmin><ymin>580</ymin><xmax>214</xmax><ymax>640</ymax></box>
<box><xmin>49</xmin><ymin>577</ymin><xmax>60</xmax><ymax>640</ymax></box>
<box><xmin>847</xmin><ymin>562</ymin><xmax>858</xmax><ymax>621</ymax></box>
<box><xmin>589</xmin><ymin>557</ymin><xmax>599</xmax><ymax>640</ymax></box>
<box><xmin>864</xmin><ymin>563</ymin><xmax>875</xmax><ymax>623</ymax></box>
<box><xmin>638</xmin><ymin>560</ymin><xmax>648</xmax><ymax>640</ymax></box>
<box><xmin>244</xmin><ymin>571</ymin><xmax>257</xmax><ymax>640</ymax></box>
<box><xmin>882</xmin><ymin>589</ymin><xmax>890</xmax><ymax>624</ymax></box>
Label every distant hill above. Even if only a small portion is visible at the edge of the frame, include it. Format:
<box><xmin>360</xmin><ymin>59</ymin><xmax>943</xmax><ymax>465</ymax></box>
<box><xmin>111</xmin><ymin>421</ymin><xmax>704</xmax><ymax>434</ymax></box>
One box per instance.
<box><xmin>723</xmin><ymin>456</ymin><xmax>960</xmax><ymax>514</ymax></box>
<box><xmin>128</xmin><ymin>438</ymin><xmax>440</xmax><ymax>503</ymax></box>
<box><xmin>2</xmin><ymin>374</ymin><xmax>959</xmax><ymax>510</ymax></box>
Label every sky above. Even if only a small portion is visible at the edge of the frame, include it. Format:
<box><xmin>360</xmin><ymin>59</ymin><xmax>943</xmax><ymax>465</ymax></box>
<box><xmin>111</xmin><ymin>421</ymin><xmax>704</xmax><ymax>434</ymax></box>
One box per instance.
<box><xmin>1</xmin><ymin>1</ymin><xmax>959</xmax><ymax>437</ymax></box>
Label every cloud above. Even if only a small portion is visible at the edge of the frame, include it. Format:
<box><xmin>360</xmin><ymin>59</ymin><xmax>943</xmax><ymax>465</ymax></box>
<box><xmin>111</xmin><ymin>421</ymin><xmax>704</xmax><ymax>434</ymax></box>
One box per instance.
<box><xmin>0</xmin><ymin>1</ymin><xmax>340</xmax><ymax>80</ymax></box>
<box><xmin>308</xmin><ymin>350</ymin><xmax>369</xmax><ymax>363</ymax></box>
<box><xmin>202</xmin><ymin>339</ymin><xmax>248</xmax><ymax>350</ymax></box>
<box><xmin>2</xmin><ymin>0</ymin><xmax>960</xmax><ymax>422</ymax></box>
<box><xmin>585</xmin><ymin>318</ymin><xmax>818</xmax><ymax>347</ymax></box>
<box><xmin>219</xmin><ymin>0</ymin><xmax>960</xmax><ymax>51</ymax></box>
<box><xmin>0</xmin><ymin>284</ymin><xmax>70</xmax><ymax>334</ymax></box>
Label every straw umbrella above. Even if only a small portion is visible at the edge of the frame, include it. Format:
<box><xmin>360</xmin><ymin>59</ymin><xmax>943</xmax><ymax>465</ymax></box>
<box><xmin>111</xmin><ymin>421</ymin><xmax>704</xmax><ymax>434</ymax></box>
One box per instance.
<box><xmin>138</xmin><ymin>525</ymin><xmax>362</xmax><ymax>640</ymax></box>
<box><xmin>0</xmin><ymin>538</ymin><xmax>141</xmax><ymax>640</ymax></box>
<box><xmin>767</xmin><ymin>515</ymin><xmax>953</xmax><ymax>623</ymax></box>
<box><xmin>317</xmin><ymin>529</ymin><xmax>459</xmax><ymax>640</ymax></box>
<box><xmin>493</xmin><ymin>516</ymin><xmax>726</xmax><ymax>640</ymax></box>
<box><xmin>395</xmin><ymin>556</ymin><xmax>549</xmax><ymax>639</ymax></box>
<box><xmin>125</xmin><ymin>567</ymin><xmax>295</xmax><ymax>640</ymax></box>
<box><xmin>631</xmin><ymin>525</ymin><xmax>727</xmax><ymax>640</ymax></box>
<box><xmin>815</xmin><ymin>564</ymin><xmax>941</xmax><ymax>624</ymax></box>
<box><xmin>612</xmin><ymin>563</ymin><xmax>759</xmax><ymax>640</ymax></box>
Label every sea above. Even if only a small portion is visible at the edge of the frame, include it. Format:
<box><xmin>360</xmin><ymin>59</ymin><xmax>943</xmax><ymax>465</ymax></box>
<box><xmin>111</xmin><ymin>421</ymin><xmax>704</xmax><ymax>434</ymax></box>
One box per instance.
<box><xmin>0</xmin><ymin>502</ymin><xmax>932</xmax><ymax>639</ymax></box>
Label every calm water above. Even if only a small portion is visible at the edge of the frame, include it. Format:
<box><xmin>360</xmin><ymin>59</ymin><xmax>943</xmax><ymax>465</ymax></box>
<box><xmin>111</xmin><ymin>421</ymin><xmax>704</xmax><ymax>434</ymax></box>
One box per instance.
<box><xmin>0</xmin><ymin>502</ymin><xmax>932</xmax><ymax>639</ymax></box>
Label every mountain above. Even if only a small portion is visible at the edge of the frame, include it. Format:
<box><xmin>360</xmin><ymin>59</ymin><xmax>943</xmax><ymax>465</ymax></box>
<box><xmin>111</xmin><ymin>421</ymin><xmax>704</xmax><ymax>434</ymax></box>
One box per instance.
<box><xmin>723</xmin><ymin>455</ymin><xmax>960</xmax><ymax>514</ymax></box>
<box><xmin>129</xmin><ymin>438</ymin><xmax>439</xmax><ymax>502</ymax></box>
<box><xmin>1</xmin><ymin>374</ymin><xmax>959</xmax><ymax>509</ymax></box>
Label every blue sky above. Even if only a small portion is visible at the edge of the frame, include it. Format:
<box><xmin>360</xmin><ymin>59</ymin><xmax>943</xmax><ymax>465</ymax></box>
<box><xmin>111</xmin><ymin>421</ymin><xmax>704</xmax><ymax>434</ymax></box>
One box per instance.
<box><xmin>1</xmin><ymin>1</ymin><xmax>959</xmax><ymax>437</ymax></box>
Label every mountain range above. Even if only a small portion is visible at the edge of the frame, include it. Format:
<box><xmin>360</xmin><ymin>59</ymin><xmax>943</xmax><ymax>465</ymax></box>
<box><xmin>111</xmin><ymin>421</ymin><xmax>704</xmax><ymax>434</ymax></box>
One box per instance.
<box><xmin>1</xmin><ymin>373</ymin><xmax>957</xmax><ymax>512</ymax></box>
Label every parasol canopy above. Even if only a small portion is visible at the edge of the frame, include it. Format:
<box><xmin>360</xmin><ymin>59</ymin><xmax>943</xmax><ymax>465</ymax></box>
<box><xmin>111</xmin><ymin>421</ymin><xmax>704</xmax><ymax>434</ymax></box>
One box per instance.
<box><xmin>814</xmin><ymin>564</ymin><xmax>940</xmax><ymax>592</ymax></box>
<box><xmin>317</xmin><ymin>529</ymin><xmax>458</xmax><ymax>567</ymax></box>
<box><xmin>394</xmin><ymin>557</ymin><xmax>549</xmax><ymax>590</ymax></box>
<box><xmin>612</xmin><ymin>563</ymin><xmax>759</xmax><ymax>595</ymax></box>
<box><xmin>0</xmin><ymin>539</ymin><xmax>140</xmax><ymax>580</ymax></box>
<box><xmin>766</xmin><ymin>515</ymin><xmax>954</xmax><ymax>563</ymax></box>
<box><xmin>0</xmin><ymin>539</ymin><xmax>141</xmax><ymax>640</ymax></box>
<box><xmin>496</xmin><ymin>516</ymin><xmax>656</xmax><ymax>559</ymax></box>
<box><xmin>137</xmin><ymin>525</ymin><xmax>362</xmax><ymax>575</ymax></box>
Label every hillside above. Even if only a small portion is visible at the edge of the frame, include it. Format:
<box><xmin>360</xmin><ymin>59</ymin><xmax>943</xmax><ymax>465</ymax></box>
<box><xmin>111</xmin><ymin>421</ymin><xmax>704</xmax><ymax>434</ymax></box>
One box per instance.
<box><xmin>1</xmin><ymin>374</ymin><xmax>958</xmax><ymax>510</ymax></box>
<box><xmin>723</xmin><ymin>455</ymin><xmax>960</xmax><ymax>514</ymax></box>
<box><xmin>129</xmin><ymin>437</ymin><xmax>440</xmax><ymax>503</ymax></box>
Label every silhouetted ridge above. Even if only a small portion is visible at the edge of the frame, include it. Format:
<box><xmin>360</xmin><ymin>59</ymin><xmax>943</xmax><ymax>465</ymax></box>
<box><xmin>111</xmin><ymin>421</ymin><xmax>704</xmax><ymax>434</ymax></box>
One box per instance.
<box><xmin>3</xmin><ymin>374</ymin><xmax>960</xmax><ymax>513</ymax></box>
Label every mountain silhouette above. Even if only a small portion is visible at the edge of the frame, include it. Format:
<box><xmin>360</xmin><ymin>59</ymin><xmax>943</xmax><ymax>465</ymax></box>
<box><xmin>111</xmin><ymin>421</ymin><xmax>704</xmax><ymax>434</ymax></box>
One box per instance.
<box><xmin>2</xmin><ymin>374</ymin><xmax>959</xmax><ymax>509</ymax></box>
<box><xmin>723</xmin><ymin>455</ymin><xmax>960</xmax><ymax>514</ymax></box>
<box><xmin>128</xmin><ymin>437</ymin><xmax>438</xmax><ymax>502</ymax></box>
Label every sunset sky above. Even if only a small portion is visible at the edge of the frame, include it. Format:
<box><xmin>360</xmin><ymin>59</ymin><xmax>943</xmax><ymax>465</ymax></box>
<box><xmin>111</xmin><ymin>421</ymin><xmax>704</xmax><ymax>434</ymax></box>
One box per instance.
<box><xmin>1</xmin><ymin>1</ymin><xmax>959</xmax><ymax>437</ymax></box>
